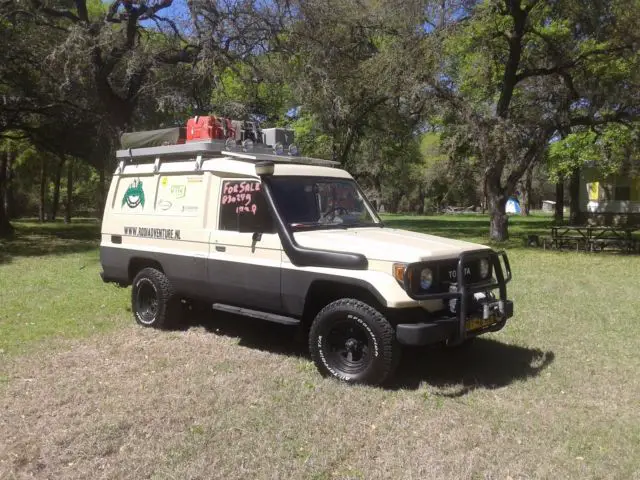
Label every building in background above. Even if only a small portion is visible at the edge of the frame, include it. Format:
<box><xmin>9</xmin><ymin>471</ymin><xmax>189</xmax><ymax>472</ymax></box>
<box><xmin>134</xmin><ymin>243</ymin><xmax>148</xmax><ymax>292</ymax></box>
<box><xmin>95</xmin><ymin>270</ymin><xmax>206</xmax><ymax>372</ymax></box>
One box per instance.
<box><xmin>580</xmin><ymin>166</ymin><xmax>640</xmax><ymax>225</ymax></box>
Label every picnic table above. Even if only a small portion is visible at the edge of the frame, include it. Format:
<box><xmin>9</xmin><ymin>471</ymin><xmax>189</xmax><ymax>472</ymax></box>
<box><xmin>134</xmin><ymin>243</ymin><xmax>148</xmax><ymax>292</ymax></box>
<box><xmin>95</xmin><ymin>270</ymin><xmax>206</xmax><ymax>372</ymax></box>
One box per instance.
<box><xmin>549</xmin><ymin>225</ymin><xmax>640</xmax><ymax>253</ymax></box>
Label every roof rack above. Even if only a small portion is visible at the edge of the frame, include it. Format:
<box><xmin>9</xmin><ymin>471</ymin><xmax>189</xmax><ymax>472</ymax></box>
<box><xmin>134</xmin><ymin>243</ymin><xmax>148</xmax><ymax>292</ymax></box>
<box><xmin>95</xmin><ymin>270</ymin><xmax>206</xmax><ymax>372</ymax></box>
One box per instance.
<box><xmin>115</xmin><ymin>139</ymin><xmax>229</xmax><ymax>161</ymax></box>
<box><xmin>115</xmin><ymin>139</ymin><xmax>339</xmax><ymax>174</ymax></box>
<box><xmin>221</xmin><ymin>150</ymin><xmax>339</xmax><ymax>168</ymax></box>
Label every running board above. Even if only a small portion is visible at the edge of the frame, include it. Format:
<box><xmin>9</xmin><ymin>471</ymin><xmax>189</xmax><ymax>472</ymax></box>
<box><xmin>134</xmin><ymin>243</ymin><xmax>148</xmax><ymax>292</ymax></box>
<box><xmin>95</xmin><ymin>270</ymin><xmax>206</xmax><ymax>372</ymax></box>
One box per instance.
<box><xmin>211</xmin><ymin>303</ymin><xmax>301</xmax><ymax>326</ymax></box>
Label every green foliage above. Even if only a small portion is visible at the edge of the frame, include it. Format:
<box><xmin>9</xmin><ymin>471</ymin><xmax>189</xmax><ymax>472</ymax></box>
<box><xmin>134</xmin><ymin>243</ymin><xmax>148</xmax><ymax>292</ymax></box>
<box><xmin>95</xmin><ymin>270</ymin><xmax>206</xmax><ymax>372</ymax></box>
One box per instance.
<box><xmin>548</xmin><ymin>125</ymin><xmax>640</xmax><ymax>181</ymax></box>
<box><xmin>290</xmin><ymin>113</ymin><xmax>333</xmax><ymax>159</ymax></box>
<box><xmin>209</xmin><ymin>64</ymin><xmax>294</xmax><ymax>123</ymax></box>
<box><xmin>2</xmin><ymin>0</ymin><xmax>638</xmax><ymax>240</ymax></box>
<box><xmin>86</xmin><ymin>0</ymin><xmax>108</xmax><ymax>20</ymax></box>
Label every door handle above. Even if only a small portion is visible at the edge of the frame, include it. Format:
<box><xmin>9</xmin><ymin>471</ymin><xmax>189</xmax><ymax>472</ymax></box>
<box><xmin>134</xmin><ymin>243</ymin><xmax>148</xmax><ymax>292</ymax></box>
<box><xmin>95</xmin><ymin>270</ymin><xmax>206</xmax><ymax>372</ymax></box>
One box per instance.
<box><xmin>215</xmin><ymin>245</ymin><xmax>226</xmax><ymax>252</ymax></box>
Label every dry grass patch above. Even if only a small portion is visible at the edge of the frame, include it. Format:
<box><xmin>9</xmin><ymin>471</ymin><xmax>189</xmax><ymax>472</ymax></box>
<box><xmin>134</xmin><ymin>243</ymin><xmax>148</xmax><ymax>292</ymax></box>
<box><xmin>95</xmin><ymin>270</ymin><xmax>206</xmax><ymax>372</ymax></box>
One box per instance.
<box><xmin>1</xmin><ymin>304</ymin><xmax>638</xmax><ymax>479</ymax></box>
<box><xmin>1</xmin><ymin>218</ymin><xmax>640</xmax><ymax>479</ymax></box>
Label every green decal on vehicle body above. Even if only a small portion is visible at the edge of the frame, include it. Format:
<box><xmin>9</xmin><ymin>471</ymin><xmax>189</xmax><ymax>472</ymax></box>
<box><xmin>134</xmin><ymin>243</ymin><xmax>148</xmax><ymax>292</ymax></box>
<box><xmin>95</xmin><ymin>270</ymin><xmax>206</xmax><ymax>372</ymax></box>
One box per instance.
<box><xmin>122</xmin><ymin>179</ymin><xmax>145</xmax><ymax>209</ymax></box>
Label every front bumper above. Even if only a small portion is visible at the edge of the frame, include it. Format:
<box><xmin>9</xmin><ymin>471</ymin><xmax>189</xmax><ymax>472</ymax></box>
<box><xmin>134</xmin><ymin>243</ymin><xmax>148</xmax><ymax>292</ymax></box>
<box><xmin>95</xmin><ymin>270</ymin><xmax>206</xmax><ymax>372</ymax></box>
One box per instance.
<box><xmin>396</xmin><ymin>299</ymin><xmax>514</xmax><ymax>346</ymax></box>
<box><xmin>396</xmin><ymin>250</ymin><xmax>513</xmax><ymax>346</ymax></box>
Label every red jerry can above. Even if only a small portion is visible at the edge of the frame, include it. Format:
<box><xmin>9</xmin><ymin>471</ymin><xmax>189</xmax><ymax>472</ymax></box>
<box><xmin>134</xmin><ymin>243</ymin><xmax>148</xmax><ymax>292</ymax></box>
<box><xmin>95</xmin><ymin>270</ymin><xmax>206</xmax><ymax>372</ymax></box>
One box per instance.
<box><xmin>186</xmin><ymin>116</ymin><xmax>225</xmax><ymax>142</ymax></box>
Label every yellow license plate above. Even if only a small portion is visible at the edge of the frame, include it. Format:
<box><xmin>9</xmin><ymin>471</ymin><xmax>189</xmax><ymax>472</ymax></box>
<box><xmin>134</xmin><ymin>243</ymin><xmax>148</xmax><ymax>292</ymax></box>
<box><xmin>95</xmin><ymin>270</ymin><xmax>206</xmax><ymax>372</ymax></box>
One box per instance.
<box><xmin>465</xmin><ymin>316</ymin><xmax>497</xmax><ymax>332</ymax></box>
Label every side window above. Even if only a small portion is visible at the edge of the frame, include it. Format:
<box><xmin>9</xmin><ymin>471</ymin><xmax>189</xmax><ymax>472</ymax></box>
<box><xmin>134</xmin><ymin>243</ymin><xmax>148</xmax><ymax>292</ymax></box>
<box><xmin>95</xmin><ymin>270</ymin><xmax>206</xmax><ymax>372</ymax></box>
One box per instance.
<box><xmin>219</xmin><ymin>179</ymin><xmax>274</xmax><ymax>233</ymax></box>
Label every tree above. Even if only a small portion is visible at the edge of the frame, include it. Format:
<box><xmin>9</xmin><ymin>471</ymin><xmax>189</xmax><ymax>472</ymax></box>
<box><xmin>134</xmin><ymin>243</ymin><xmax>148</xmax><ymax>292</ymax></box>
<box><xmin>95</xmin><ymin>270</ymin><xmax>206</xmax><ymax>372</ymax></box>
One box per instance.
<box><xmin>0</xmin><ymin>149</ymin><xmax>13</xmax><ymax>236</ymax></box>
<box><xmin>65</xmin><ymin>158</ymin><xmax>74</xmax><ymax>224</ymax></box>
<box><xmin>280</xmin><ymin>0</ymin><xmax>419</xmax><ymax>164</ymax></box>
<box><xmin>399</xmin><ymin>0</ymin><xmax>640</xmax><ymax>240</ymax></box>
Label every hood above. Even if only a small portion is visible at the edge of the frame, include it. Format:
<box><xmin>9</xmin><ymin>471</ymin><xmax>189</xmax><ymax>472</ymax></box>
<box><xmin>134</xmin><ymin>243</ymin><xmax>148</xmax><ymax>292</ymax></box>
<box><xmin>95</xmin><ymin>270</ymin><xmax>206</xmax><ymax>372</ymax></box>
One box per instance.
<box><xmin>293</xmin><ymin>227</ymin><xmax>490</xmax><ymax>263</ymax></box>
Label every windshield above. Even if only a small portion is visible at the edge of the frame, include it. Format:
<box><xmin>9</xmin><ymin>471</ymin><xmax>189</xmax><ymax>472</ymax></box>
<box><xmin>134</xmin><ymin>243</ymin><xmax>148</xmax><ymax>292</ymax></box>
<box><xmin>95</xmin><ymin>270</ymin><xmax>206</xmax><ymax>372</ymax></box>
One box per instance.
<box><xmin>269</xmin><ymin>176</ymin><xmax>381</xmax><ymax>230</ymax></box>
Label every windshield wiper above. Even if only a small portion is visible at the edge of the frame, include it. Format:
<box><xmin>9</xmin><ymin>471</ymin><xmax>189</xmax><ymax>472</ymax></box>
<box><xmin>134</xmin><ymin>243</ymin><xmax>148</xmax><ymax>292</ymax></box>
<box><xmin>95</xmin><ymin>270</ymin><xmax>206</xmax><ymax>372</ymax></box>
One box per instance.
<box><xmin>342</xmin><ymin>222</ymin><xmax>383</xmax><ymax>229</ymax></box>
<box><xmin>290</xmin><ymin>222</ymin><xmax>349</xmax><ymax>230</ymax></box>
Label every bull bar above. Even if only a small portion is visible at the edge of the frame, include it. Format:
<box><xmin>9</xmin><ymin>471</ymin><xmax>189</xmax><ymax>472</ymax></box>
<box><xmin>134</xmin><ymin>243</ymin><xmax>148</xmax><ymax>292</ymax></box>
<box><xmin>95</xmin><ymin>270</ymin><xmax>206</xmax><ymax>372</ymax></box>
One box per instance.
<box><xmin>397</xmin><ymin>249</ymin><xmax>513</xmax><ymax>346</ymax></box>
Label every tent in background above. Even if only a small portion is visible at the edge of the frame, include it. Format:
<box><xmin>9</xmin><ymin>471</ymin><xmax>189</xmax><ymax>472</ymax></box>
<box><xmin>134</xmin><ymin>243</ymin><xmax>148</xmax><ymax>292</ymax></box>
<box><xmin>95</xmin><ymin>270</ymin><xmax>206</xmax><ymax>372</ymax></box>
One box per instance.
<box><xmin>506</xmin><ymin>196</ymin><xmax>521</xmax><ymax>214</ymax></box>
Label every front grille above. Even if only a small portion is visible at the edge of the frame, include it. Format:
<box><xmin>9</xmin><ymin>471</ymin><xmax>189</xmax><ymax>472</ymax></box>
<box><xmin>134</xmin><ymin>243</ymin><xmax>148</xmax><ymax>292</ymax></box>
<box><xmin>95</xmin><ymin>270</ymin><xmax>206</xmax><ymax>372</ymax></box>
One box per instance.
<box><xmin>436</xmin><ymin>258</ymin><xmax>485</xmax><ymax>285</ymax></box>
<box><xmin>408</xmin><ymin>257</ymin><xmax>491</xmax><ymax>294</ymax></box>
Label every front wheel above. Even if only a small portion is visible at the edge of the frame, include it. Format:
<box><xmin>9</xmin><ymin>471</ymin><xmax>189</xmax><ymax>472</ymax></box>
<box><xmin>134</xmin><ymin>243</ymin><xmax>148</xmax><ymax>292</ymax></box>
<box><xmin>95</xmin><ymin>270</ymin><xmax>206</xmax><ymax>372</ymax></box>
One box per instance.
<box><xmin>309</xmin><ymin>299</ymin><xmax>400</xmax><ymax>386</ymax></box>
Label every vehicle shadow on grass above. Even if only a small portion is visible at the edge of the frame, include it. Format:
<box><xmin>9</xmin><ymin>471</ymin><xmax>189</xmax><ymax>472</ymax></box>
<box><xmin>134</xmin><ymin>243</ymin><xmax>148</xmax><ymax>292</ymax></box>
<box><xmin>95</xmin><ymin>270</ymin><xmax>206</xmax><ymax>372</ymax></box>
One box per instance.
<box><xmin>181</xmin><ymin>309</ymin><xmax>309</xmax><ymax>359</ymax></box>
<box><xmin>181</xmin><ymin>310</ymin><xmax>554</xmax><ymax>394</ymax></box>
<box><xmin>392</xmin><ymin>340</ymin><xmax>555</xmax><ymax>395</ymax></box>
<box><xmin>0</xmin><ymin>220</ymin><xmax>100</xmax><ymax>264</ymax></box>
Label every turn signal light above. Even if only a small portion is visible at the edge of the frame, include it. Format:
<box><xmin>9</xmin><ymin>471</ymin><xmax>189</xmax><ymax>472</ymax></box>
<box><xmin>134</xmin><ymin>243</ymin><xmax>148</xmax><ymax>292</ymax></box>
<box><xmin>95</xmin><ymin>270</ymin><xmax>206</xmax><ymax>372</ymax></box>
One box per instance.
<box><xmin>393</xmin><ymin>263</ymin><xmax>409</xmax><ymax>285</ymax></box>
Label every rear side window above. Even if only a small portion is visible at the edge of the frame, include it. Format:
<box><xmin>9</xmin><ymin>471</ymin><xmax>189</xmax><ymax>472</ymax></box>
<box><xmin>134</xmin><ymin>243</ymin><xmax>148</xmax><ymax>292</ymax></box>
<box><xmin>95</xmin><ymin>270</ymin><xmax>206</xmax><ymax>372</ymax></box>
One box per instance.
<box><xmin>219</xmin><ymin>179</ymin><xmax>274</xmax><ymax>232</ymax></box>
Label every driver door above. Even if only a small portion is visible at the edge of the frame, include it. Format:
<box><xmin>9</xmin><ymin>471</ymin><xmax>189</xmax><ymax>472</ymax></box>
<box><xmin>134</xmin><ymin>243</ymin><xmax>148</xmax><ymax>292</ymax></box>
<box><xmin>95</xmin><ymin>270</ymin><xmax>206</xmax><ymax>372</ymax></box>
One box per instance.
<box><xmin>208</xmin><ymin>177</ymin><xmax>283</xmax><ymax>312</ymax></box>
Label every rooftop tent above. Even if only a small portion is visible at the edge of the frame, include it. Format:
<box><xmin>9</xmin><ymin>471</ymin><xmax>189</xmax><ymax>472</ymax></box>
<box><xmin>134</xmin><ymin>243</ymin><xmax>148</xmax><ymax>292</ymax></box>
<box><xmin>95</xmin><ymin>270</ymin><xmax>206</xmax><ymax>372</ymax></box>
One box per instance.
<box><xmin>506</xmin><ymin>196</ymin><xmax>521</xmax><ymax>214</ymax></box>
<box><xmin>120</xmin><ymin>127</ymin><xmax>185</xmax><ymax>149</ymax></box>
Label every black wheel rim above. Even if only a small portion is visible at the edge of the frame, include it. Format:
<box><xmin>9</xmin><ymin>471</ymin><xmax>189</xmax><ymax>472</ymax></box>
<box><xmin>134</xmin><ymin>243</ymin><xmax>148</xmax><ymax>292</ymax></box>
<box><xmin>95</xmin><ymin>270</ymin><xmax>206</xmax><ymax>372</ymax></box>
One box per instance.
<box><xmin>135</xmin><ymin>280</ymin><xmax>158</xmax><ymax>325</ymax></box>
<box><xmin>323</xmin><ymin>318</ymin><xmax>372</xmax><ymax>376</ymax></box>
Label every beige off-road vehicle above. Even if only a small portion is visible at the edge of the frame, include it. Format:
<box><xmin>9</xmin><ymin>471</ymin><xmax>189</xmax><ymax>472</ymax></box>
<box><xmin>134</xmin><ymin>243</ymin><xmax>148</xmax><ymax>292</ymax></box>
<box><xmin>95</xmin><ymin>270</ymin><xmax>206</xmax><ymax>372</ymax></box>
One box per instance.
<box><xmin>100</xmin><ymin>131</ymin><xmax>513</xmax><ymax>386</ymax></box>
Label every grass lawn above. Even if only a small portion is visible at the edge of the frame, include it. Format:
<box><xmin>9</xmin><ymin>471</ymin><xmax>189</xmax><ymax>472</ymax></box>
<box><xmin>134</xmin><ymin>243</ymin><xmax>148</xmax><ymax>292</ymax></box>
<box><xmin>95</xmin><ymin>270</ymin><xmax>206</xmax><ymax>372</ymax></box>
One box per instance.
<box><xmin>1</xmin><ymin>216</ymin><xmax>639</xmax><ymax>479</ymax></box>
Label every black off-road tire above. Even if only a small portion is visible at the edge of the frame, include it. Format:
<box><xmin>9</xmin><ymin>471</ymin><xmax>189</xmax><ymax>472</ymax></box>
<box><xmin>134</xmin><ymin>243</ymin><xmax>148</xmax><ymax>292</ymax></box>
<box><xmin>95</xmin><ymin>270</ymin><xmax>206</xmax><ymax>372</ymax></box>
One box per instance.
<box><xmin>309</xmin><ymin>299</ymin><xmax>400</xmax><ymax>386</ymax></box>
<box><xmin>131</xmin><ymin>267</ymin><xmax>180</xmax><ymax>329</ymax></box>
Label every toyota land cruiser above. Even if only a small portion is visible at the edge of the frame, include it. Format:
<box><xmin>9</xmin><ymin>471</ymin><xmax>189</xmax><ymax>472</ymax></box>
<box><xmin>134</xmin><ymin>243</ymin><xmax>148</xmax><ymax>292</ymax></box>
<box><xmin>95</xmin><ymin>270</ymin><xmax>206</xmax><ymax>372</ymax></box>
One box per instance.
<box><xmin>100</xmin><ymin>129</ymin><xmax>513</xmax><ymax>385</ymax></box>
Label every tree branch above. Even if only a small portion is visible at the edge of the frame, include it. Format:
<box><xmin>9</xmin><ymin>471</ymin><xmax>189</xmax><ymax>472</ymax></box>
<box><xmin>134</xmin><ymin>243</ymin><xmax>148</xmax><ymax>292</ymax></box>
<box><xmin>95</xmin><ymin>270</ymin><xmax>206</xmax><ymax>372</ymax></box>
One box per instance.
<box><xmin>515</xmin><ymin>45</ymin><xmax>633</xmax><ymax>83</ymax></box>
<box><xmin>496</xmin><ymin>0</ymin><xmax>527</xmax><ymax>118</ymax></box>
<box><xmin>74</xmin><ymin>0</ymin><xmax>88</xmax><ymax>22</ymax></box>
<box><xmin>157</xmin><ymin>44</ymin><xmax>201</xmax><ymax>64</ymax></box>
<box><xmin>523</xmin><ymin>0</ymin><xmax>541</xmax><ymax>13</ymax></box>
<box><xmin>150</xmin><ymin>15</ymin><xmax>187</xmax><ymax>43</ymax></box>
<box><xmin>29</xmin><ymin>0</ymin><xmax>80</xmax><ymax>22</ymax></box>
<box><xmin>506</xmin><ymin>124</ymin><xmax>555</xmax><ymax>191</ymax></box>
<box><xmin>570</xmin><ymin>110</ymin><xmax>639</xmax><ymax>128</ymax></box>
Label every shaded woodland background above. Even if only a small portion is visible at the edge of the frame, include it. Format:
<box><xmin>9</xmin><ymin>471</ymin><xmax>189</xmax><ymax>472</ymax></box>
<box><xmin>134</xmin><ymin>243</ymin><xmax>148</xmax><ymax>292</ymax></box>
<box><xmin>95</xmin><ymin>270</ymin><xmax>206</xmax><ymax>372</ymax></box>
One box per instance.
<box><xmin>1</xmin><ymin>0</ymin><xmax>638</xmax><ymax>240</ymax></box>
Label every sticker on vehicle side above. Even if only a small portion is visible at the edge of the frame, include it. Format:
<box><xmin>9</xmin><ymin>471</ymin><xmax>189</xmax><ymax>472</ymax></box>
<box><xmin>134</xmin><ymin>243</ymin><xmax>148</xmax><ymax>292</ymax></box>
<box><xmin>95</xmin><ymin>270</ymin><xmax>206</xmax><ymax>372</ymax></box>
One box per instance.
<box><xmin>124</xmin><ymin>226</ymin><xmax>181</xmax><ymax>240</ymax></box>
<box><xmin>122</xmin><ymin>179</ymin><xmax>145</xmax><ymax>209</ymax></box>
<box><xmin>158</xmin><ymin>200</ymin><xmax>172</xmax><ymax>211</ymax></box>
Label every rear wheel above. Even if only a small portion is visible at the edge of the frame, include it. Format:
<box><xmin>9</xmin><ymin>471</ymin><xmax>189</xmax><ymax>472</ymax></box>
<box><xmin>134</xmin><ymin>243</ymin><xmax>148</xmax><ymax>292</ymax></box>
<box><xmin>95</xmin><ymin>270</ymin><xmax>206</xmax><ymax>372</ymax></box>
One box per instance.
<box><xmin>131</xmin><ymin>267</ymin><xmax>180</xmax><ymax>329</ymax></box>
<box><xmin>309</xmin><ymin>299</ymin><xmax>400</xmax><ymax>386</ymax></box>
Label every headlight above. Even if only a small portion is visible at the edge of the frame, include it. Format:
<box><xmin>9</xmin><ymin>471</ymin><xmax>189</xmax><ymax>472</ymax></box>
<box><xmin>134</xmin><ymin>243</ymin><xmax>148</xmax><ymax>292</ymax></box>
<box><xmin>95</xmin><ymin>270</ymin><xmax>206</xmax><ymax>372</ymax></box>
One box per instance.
<box><xmin>479</xmin><ymin>258</ymin><xmax>490</xmax><ymax>279</ymax></box>
<box><xmin>420</xmin><ymin>268</ymin><xmax>433</xmax><ymax>290</ymax></box>
<box><xmin>392</xmin><ymin>264</ymin><xmax>435</xmax><ymax>291</ymax></box>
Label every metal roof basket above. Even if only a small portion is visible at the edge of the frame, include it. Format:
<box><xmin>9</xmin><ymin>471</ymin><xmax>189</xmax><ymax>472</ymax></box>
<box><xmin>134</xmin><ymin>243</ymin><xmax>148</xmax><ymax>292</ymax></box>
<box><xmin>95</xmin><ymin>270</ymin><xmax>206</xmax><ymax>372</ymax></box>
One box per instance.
<box><xmin>115</xmin><ymin>138</ymin><xmax>339</xmax><ymax>174</ymax></box>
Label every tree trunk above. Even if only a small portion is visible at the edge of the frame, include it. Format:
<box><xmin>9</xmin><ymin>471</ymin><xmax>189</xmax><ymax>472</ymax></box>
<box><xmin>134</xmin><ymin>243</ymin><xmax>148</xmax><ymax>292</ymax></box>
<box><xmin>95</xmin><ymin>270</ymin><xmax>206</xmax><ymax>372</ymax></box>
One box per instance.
<box><xmin>487</xmin><ymin>175</ymin><xmax>508</xmax><ymax>241</ymax></box>
<box><xmin>569</xmin><ymin>168</ymin><xmax>581</xmax><ymax>225</ymax></box>
<box><xmin>482</xmin><ymin>172</ymin><xmax>488</xmax><ymax>215</ymax></box>
<box><xmin>65</xmin><ymin>158</ymin><xmax>73</xmax><ymax>224</ymax></box>
<box><xmin>4</xmin><ymin>150</ymin><xmax>15</xmax><ymax>219</ymax></box>
<box><xmin>554</xmin><ymin>179</ymin><xmax>564</xmax><ymax>223</ymax></box>
<box><xmin>522</xmin><ymin>167</ymin><xmax>532</xmax><ymax>216</ymax></box>
<box><xmin>51</xmin><ymin>156</ymin><xmax>65</xmax><ymax>221</ymax></box>
<box><xmin>39</xmin><ymin>156</ymin><xmax>47</xmax><ymax>222</ymax></box>
<box><xmin>97</xmin><ymin>163</ymin><xmax>106</xmax><ymax>219</ymax></box>
<box><xmin>417</xmin><ymin>187</ymin><xmax>425</xmax><ymax>215</ymax></box>
<box><xmin>388</xmin><ymin>193</ymin><xmax>401</xmax><ymax>214</ymax></box>
<box><xmin>0</xmin><ymin>150</ymin><xmax>14</xmax><ymax>237</ymax></box>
